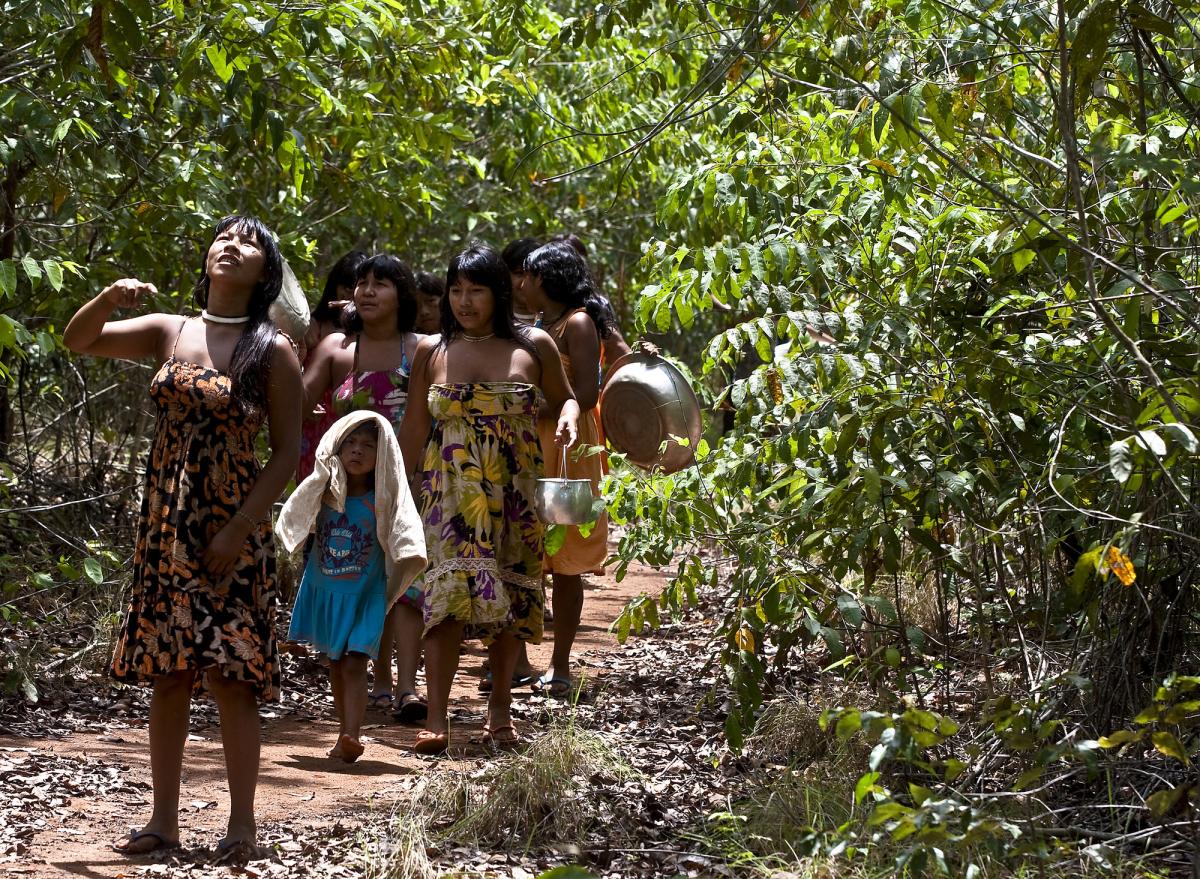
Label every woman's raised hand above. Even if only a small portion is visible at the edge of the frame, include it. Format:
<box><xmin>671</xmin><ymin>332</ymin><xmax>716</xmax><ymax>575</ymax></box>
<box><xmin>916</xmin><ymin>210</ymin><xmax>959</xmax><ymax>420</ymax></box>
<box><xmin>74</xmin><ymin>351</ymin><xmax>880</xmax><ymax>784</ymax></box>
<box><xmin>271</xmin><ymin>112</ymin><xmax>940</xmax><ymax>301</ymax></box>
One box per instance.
<box><xmin>102</xmin><ymin>278</ymin><xmax>158</xmax><ymax>310</ymax></box>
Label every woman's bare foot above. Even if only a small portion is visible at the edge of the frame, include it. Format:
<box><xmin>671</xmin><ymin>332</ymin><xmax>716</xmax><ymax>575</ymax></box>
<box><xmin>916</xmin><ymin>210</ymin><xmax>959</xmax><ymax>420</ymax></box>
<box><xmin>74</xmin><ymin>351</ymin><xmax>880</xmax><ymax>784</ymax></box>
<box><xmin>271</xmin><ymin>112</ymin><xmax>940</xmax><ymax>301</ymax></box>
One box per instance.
<box><xmin>327</xmin><ymin>738</ymin><xmax>345</xmax><ymax>759</ymax></box>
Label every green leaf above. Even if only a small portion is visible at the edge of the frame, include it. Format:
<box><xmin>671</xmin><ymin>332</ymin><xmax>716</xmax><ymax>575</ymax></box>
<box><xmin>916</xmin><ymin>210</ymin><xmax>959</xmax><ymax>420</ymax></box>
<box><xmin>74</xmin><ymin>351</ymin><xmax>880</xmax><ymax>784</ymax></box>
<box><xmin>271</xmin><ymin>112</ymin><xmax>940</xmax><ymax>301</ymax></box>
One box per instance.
<box><xmin>1151</xmin><ymin>731</ymin><xmax>1191</xmax><ymax>764</ymax></box>
<box><xmin>20</xmin><ymin>254</ymin><xmax>41</xmax><ymax>282</ymax></box>
<box><xmin>1134</xmin><ymin>429</ymin><xmax>1166</xmax><ymax>457</ymax></box>
<box><xmin>82</xmin><ymin>558</ymin><xmax>103</xmax><ymax>584</ymax></box>
<box><xmin>1128</xmin><ymin>2</ymin><xmax>1177</xmax><ymax>37</ymax></box>
<box><xmin>907</xmin><ymin>782</ymin><xmax>933</xmax><ymax>805</ymax></box>
<box><xmin>0</xmin><ymin>261</ymin><xmax>15</xmax><ymax>297</ymax></box>
<box><xmin>855</xmin><ymin>771</ymin><xmax>881</xmax><ymax>803</ymax></box>
<box><xmin>43</xmin><ymin>260</ymin><xmax>64</xmax><ymax>292</ymax></box>
<box><xmin>1145</xmin><ymin>786</ymin><xmax>1188</xmax><ymax>819</ymax></box>
<box><xmin>1012</xmin><ymin>766</ymin><xmax>1043</xmax><ymax>791</ymax></box>
<box><xmin>1108</xmin><ymin>439</ymin><xmax>1133</xmax><ymax>482</ymax></box>
<box><xmin>1072</xmin><ymin>0</ymin><xmax>1119</xmax><ymax>106</ymax></box>
<box><xmin>205</xmin><ymin>44</ymin><xmax>233</xmax><ymax>82</ymax></box>
<box><xmin>1067</xmin><ymin>547</ymin><xmax>1103</xmax><ymax>612</ymax></box>
<box><xmin>1162</xmin><ymin>423</ymin><xmax>1198</xmax><ymax>453</ymax></box>
<box><xmin>1157</xmin><ymin>202</ymin><xmax>1188</xmax><ymax>225</ymax></box>
<box><xmin>544</xmin><ymin>524</ymin><xmax>566</xmax><ymax>557</ymax></box>
<box><xmin>52</xmin><ymin>117</ymin><xmax>74</xmax><ymax>144</ymax></box>
<box><xmin>1098</xmin><ymin>729</ymin><xmax>1144</xmax><ymax>747</ymax></box>
<box><xmin>836</xmin><ymin>593</ymin><xmax>863</xmax><ymax>629</ymax></box>
<box><xmin>1012</xmin><ymin>249</ymin><xmax>1035</xmax><ymax>273</ymax></box>
<box><xmin>537</xmin><ymin>868</ymin><xmax>597</xmax><ymax>879</ymax></box>
<box><xmin>835</xmin><ymin>709</ymin><xmax>862</xmax><ymax>739</ymax></box>
<box><xmin>867</xmin><ymin>800</ymin><xmax>909</xmax><ymax>826</ymax></box>
<box><xmin>725</xmin><ymin>710</ymin><xmax>744</xmax><ymax>751</ymax></box>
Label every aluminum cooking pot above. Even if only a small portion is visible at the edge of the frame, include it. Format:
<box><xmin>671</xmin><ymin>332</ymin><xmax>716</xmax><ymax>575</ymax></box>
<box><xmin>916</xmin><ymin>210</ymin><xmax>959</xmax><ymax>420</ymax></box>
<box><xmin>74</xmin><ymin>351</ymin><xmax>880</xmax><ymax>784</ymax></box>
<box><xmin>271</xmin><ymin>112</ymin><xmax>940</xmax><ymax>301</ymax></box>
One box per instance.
<box><xmin>535</xmin><ymin>446</ymin><xmax>597</xmax><ymax>525</ymax></box>
<box><xmin>600</xmin><ymin>345</ymin><xmax>702</xmax><ymax>473</ymax></box>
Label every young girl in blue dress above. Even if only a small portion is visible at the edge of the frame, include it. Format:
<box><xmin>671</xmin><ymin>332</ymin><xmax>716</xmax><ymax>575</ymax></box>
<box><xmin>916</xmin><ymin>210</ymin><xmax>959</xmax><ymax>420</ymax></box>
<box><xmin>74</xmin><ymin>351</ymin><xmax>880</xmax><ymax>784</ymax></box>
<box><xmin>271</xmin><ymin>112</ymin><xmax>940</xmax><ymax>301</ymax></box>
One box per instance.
<box><xmin>278</xmin><ymin>410</ymin><xmax>426</xmax><ymax>763</ymax></box>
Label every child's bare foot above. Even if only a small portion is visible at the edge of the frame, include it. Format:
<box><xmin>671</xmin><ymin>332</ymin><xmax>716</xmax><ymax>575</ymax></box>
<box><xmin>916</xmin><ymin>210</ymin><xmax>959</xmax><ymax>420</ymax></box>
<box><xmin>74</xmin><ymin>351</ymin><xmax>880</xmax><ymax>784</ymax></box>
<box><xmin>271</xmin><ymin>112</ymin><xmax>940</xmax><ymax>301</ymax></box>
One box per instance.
<box><xmin>338</xmin><ymin>734</ymin><xmax>364</xmax><ymax>763</ymax></box>
<box><xmin>327</xmin><ymin>739</ymin><xmax>345</xmax><ymax>759</ymax></box>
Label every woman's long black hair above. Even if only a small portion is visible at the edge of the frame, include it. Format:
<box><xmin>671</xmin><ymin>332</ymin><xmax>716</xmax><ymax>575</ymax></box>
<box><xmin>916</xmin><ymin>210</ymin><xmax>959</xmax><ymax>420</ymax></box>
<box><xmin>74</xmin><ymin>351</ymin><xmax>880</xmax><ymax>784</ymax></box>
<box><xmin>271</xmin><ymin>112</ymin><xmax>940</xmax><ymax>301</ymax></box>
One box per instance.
<box><xmin>341</xmin><ymin>254</ymin><xmax>419</xmax><ymax>334</ymax></box>
<box><xmin>524</xmin><ymin>240</ymin><xmax>615</xmax><ymax>339</ymax></box>
<box><xmin>440</xmin><ymin>242</ymin><xmax>536</xmax><ymax>354</ymax></box>
<box><xmin>192</xmin><ymin>215</ymin><xmax>283</xmax><ymax>412</ymax></box>
<box><xmin>313</xmin><ymin>250</ymin><xmax>367</xmax><ymax>324</ymax></box>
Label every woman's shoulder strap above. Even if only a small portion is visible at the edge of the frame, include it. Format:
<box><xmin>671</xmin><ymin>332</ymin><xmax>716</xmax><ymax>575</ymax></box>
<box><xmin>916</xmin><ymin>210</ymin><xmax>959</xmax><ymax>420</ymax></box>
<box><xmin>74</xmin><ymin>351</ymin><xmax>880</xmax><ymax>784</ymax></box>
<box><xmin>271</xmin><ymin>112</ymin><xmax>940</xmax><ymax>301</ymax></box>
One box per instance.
<box><xmin>169</xmin><ymin>316</ymin><xmax>190</xmax><ymax>358</ymax></box>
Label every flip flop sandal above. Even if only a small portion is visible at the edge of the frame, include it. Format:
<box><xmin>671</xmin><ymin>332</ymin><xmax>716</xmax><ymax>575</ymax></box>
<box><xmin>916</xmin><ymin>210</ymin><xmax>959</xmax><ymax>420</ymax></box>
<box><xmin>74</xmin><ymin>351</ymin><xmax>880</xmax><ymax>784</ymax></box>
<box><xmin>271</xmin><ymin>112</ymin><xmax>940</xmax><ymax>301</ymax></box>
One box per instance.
<box><xmin>477</xmin><ymin>723</ymin><xmax>520</xmax><ymax>751</ymax></box>
<box><xmin>391</xmin><ymin>690</ymin><xmax>428</xmax><ymax>724</ymax></box>
<box><xmin>113</xmin><ymin>829</ymin><xmax>179</xmax><ymax>855</ymax></box>
<box><xmin>413</xmin><ymin>729</ymin><xmax>448</xmax><ymax>755</ymax></box>
<box><xmin>214</xmin><ymin>838</ymin><xmax>270</xmax><ymax>865</ymax></box>
<box><xmin>367</xmin><ymin>692</ymin><xmax>394</xmax><ymax>711</ymax></box>
<box><xmin>478</xmin><ymin>671</ymin><xmax>536</xmax><ymax>693</ymax></box>
<box><xmin>337</xmin><ymin>734</ymin><xmax>365</xmax><ymax>764</ymax></box>
<box><xmin>533</xmin><ymin>672</ymin><xmax>573</xmax><ymax>698</ymax></box>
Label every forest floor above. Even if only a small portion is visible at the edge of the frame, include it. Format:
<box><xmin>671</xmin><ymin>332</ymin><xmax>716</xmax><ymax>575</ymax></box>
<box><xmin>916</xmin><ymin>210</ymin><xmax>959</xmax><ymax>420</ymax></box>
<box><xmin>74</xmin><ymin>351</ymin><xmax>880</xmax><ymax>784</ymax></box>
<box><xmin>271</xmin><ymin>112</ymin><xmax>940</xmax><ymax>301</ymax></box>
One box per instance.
<box><xmin>0</xmin><ymin>558</ymin><xmax>759</xmax><ymax>879</ymax></box>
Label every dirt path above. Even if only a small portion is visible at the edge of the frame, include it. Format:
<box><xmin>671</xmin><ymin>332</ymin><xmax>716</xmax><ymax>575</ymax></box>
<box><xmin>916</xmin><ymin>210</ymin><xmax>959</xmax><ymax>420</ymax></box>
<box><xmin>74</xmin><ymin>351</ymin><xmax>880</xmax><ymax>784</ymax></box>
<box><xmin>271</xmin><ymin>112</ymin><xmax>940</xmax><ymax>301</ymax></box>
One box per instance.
<box><xmin>1</xmin><ymin>562</ymin><xmax>665</xmax><ymax>878</ymax></box>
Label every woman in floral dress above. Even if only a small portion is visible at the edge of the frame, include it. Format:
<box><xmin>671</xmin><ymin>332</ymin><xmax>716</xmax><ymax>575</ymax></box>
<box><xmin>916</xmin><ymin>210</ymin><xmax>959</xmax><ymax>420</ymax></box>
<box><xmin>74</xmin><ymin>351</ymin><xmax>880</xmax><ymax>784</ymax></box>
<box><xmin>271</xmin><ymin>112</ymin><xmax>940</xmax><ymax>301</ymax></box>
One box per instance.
<box><xmin>63</xmin><ymin>215</ymin><xmax>302</xmax><ymax>860</ymax></box>
<box><xmin>399</xmin><ymin>242</ymin><xmax>579</xmax><ymax>754</ymax></box>
<box><xmin>303</xmin><ymin>254</ymin><xmax>428</xmax><ymax>720</ymax></box>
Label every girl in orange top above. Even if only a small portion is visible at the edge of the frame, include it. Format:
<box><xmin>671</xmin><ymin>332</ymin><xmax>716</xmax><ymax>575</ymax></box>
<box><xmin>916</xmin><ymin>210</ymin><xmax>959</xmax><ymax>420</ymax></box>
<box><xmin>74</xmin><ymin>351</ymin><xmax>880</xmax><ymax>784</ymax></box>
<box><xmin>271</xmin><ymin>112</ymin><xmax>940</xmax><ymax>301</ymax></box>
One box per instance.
<box><xmin>522</xmin><ymin>240</ymin><xmax>616</xmax><ymax>696</ymax></box>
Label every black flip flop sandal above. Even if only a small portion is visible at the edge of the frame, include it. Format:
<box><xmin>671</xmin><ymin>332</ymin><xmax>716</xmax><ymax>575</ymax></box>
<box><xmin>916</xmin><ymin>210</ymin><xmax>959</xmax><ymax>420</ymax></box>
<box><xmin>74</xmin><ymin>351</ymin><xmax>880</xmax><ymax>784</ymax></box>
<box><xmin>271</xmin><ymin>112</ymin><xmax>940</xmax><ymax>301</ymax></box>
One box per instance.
<box><xmin>392</xmin><ymin>690</ymin><xmax>428</xmax><ymax>723</ymax></box>
<box><xmin>113</xmin><ymin>830</ymin><xmax>179</xmax><ymax>855</ymax></box>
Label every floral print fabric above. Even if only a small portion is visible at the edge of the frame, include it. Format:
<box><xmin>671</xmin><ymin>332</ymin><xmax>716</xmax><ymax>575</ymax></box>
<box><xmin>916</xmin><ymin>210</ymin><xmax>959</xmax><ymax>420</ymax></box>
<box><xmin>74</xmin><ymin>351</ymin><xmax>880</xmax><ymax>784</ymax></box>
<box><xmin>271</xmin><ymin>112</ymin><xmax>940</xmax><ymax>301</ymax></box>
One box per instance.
<box><xmin>112</xmin><ymin>356</ymin><xmax>280</xmax><ymax>700</ymax></box>
<box><xmin>332</xmin><ymin>364</ymin><xmax>410</xmax><ymax>435</ymax></box>
<box><xmin>417</xmin><ymin>382</ymin><xmax>545</xmax><ymax>643</ymax></box>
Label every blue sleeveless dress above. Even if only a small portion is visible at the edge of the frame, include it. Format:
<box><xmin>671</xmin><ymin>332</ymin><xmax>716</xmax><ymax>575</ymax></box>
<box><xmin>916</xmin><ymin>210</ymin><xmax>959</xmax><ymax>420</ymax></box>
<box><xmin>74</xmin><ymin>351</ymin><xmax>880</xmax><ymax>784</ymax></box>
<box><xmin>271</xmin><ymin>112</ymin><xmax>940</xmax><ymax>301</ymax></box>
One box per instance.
<box><xmin>288</xmin><ymin>491</ymin><xmax>387</xmax><ymax>660</ymax></box>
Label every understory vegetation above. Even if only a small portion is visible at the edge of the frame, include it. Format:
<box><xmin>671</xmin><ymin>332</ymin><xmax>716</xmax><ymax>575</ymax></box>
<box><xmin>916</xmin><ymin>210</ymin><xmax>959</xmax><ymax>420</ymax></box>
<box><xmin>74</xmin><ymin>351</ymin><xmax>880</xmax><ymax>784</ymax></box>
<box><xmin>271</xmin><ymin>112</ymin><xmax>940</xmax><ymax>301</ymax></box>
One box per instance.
<box><xmin>2</xmin><ymin>0</ymin><xmax>1198</xmax><ymax>875</ymax></box>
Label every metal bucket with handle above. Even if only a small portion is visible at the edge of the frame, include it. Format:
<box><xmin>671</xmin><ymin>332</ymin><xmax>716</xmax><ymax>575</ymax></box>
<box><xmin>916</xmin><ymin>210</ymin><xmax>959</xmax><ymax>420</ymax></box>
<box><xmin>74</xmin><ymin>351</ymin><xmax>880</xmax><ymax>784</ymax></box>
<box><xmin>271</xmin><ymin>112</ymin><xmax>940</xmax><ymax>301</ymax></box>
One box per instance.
<box><xmin>535</xmin><ymin>445</ymin><xmax>596</xmax><ymax>525</ymax></box>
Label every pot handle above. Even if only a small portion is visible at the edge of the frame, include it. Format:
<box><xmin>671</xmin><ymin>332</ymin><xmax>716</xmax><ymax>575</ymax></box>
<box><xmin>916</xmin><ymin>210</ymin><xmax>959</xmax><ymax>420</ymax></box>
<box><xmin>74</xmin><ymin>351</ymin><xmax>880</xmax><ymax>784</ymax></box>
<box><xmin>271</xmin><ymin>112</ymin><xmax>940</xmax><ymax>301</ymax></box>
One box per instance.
<box><xmin>560</xmin><ymin>443</ymin><xmax>568</xmax><ymax>477</ymax></box>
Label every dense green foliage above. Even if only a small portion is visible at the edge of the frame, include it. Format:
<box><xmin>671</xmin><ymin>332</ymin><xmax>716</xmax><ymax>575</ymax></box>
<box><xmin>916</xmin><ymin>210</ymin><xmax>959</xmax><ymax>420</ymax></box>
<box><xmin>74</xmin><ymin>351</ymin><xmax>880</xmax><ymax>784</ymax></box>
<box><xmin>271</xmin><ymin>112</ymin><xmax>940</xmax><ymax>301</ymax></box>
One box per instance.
<box><xmin>3</xmin><ymin>0</ymin><xmax>1198</xmax><ymax>873</ymax></box>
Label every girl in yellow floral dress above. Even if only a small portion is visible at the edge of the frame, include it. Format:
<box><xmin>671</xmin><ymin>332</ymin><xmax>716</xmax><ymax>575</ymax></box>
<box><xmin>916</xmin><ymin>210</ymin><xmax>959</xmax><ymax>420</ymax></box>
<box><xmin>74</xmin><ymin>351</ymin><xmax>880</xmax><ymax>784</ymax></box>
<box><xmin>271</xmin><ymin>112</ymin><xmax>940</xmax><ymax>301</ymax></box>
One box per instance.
<box><xmin>398</xmin><ymin>242</ymin><xmax>579</xmax><ymax>754</ymax></box>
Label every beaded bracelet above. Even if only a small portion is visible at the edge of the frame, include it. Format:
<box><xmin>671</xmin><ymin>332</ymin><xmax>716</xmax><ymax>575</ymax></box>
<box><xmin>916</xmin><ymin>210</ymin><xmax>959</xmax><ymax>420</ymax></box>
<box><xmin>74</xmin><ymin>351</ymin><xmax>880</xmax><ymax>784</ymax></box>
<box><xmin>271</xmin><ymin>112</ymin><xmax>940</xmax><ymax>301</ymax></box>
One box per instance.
<box><xmin>235</xmin><ymin>509</ymin><xmax>259</xmax><ymax>528</ymax></box>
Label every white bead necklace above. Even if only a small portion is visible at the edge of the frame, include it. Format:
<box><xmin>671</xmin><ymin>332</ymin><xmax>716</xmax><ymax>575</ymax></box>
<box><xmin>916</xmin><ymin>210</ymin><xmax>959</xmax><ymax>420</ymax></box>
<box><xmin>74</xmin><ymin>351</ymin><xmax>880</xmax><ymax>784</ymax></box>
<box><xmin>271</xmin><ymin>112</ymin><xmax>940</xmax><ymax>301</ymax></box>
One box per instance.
<box><xmin>201</xmin><ymin>309</ymin><xmax>250</xmax><ymax>325</ymax></box>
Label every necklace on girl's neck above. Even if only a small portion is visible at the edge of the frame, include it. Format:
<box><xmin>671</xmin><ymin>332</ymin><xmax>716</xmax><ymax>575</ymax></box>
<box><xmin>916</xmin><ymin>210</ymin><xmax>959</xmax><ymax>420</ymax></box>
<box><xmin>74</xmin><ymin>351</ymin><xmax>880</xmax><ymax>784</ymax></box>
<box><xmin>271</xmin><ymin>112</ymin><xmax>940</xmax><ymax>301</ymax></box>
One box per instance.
<box><xmin>202</xmin><ymin>309</ymin><xmax>250</xmax><ymax>325</ymax></box>
<box><xmin>541</xmin><ymin>307</ymin><xmax>568</xmax><ymax>328</ymax></box>
<box><xmin>461</xmin><ymin>331</ymin><xmax>494</xmax><ymax>342</ymax></box>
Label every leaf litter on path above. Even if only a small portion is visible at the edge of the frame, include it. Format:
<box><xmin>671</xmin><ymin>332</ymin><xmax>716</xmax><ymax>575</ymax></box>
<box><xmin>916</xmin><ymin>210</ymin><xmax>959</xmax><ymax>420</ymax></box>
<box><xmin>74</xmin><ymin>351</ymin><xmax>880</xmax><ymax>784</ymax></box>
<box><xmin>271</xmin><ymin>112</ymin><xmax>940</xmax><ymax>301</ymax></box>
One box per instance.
<box><xmin>5</xmin><ymin>564</ymin><xmax>756</xmax><ymax>878</ymax></box>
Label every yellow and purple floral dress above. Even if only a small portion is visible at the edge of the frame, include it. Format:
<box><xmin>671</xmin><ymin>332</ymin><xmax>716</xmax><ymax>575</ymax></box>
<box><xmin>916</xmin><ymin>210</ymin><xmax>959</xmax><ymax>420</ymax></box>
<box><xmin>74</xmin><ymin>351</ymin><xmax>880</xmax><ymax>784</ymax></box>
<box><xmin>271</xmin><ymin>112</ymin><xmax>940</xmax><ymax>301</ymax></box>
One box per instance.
<box><xmin>416</xmin><ymin>383</ymin><xmax>545</xmax><ymax>643</ymax></box>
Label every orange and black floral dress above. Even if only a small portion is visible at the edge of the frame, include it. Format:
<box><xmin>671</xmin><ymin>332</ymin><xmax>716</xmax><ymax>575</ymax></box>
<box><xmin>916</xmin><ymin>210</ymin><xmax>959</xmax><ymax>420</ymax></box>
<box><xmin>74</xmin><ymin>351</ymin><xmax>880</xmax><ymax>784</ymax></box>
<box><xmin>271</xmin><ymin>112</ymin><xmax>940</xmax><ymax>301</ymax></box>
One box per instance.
<box><xmin>111</xmin><ymin>325</ymin><xmax>280</xmax><ymax>701</ymax></box>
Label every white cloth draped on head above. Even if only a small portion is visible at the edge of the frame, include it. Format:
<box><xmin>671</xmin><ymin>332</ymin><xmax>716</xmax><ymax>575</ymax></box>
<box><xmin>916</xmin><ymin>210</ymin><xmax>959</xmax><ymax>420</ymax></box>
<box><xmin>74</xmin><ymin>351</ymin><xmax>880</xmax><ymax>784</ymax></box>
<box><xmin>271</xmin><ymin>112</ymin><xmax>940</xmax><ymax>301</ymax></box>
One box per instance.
<box><xmin>275</xmin><ymin>410</ymin><xmax>427</xmax><ymax>609</ymax></box>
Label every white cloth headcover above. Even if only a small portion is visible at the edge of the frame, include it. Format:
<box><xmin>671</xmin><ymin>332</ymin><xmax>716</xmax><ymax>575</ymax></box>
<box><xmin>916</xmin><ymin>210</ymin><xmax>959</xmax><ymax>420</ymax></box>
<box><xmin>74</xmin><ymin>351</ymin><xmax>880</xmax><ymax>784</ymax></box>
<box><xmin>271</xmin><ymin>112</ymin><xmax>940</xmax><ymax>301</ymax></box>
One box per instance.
<box><xmin>276</xmin><ymin>410</ymin><xmax>427</xmax><ymax>610</ymax></box>
<box><xmin>269</xmin><ymin>255</ymin><xmax>311</xmax><ymax>341</ymax></box>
